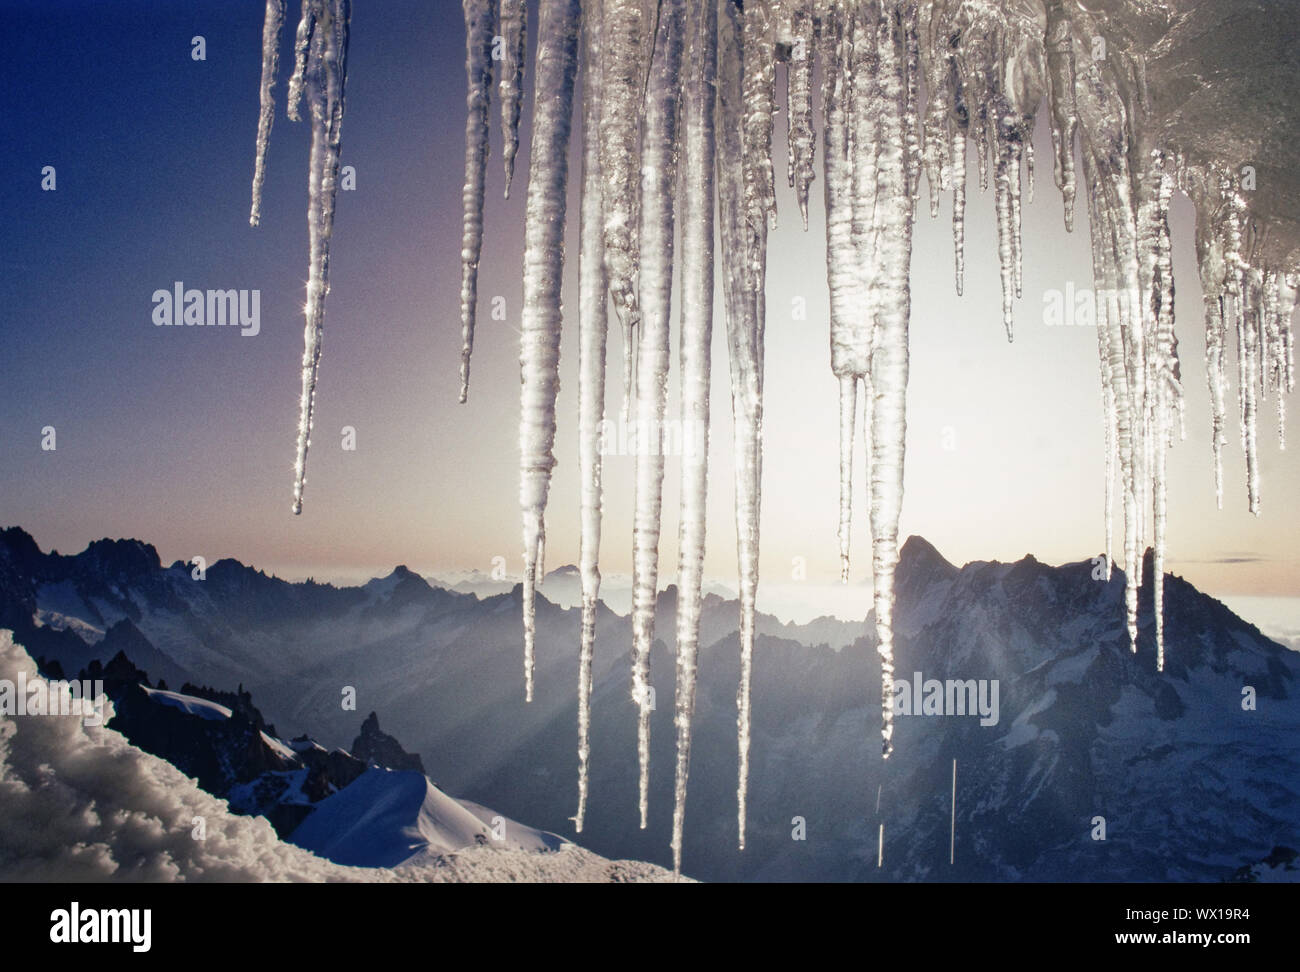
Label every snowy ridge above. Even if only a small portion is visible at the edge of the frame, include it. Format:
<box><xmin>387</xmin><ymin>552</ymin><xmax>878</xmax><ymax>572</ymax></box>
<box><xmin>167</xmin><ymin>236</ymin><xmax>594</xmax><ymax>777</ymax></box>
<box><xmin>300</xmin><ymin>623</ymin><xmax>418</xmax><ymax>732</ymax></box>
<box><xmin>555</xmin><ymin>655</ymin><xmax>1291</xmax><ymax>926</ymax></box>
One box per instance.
<box><xmin>141</xmin><ymin>687</ymin><xmax>232</xmax><ymax>722</ymax></box>
<box><xmin>0</xmin><ymin>631</ymin><xmax>679</xmax><ymax>882</ymax></box>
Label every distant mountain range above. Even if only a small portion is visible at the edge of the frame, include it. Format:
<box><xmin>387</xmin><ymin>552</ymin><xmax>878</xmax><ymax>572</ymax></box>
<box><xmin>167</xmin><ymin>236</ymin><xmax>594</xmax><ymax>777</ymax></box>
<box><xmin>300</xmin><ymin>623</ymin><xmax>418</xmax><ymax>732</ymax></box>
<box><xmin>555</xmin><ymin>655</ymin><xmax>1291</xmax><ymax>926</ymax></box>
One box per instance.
<box><xmin>1</xmin><ymin>525</ymin><xmax>1295</xmax><ymax>881</ymax></box>
<box><xmin>427</xmin><ymin>562</ymin><xmax>738</xmax><ymax>616</ymax></box>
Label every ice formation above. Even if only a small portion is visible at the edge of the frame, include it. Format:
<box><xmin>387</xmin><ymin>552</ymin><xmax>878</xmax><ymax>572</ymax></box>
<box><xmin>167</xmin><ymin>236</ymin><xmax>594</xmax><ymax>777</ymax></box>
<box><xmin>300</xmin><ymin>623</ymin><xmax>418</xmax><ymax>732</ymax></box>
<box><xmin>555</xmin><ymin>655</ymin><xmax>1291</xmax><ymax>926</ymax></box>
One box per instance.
<box><xmin>253</xmin><ymin>0</ymin><xmax>1297</xmax><ymax>874</ymax></box>
<box><xmin>250</xmin><ymin>0</ymin><xmax>286</xmax><ymax>228</ymax></box>
<box><xmin>249</xmin><ymin>0</ymin><xmax>352</xmax><ymax>515</ymax></box>
<box><xmin>458</xmin><ymin>0</ymin><xmax>497</xmax><ymax>403</ymax></box>
<box><xmin>670</xmin><ymin>0</ymin><xmax>718</xmax><ymax>875</ymax></box>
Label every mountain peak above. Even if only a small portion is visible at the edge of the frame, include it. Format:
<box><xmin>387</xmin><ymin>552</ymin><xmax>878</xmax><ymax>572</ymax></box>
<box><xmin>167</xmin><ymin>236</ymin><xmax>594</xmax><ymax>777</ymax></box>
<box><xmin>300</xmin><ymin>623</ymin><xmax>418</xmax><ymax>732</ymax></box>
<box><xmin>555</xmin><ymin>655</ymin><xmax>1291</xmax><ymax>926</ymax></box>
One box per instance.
<box><xmin>894</xmin><ymin>536</ymin><xmax>959</xmax><ymax>613</ymax></box>
<box><xmin>78</xmin><ymin>537</ymin><xmax>162</xmax><ymax>576</ymax></box>
<box><xmin>0</xmin><ymin>526</ymin><xmax>41</xmax><ymax>562</ymax></box>
<box><xmin>899</xmin><ymin>535</ymin><xmax>954</xmax><ymax>573</ymax></box>
<box><xmin>351</xmin><ymin>711</ymin><xmax>425</xmax><ymax>774</ymax></box>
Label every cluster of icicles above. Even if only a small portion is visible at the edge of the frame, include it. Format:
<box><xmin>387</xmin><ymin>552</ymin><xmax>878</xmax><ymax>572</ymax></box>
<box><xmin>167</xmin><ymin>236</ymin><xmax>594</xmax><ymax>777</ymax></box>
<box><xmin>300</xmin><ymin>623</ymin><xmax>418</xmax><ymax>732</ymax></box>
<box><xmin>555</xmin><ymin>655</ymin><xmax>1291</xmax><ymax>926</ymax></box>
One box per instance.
<box><xmin>250</xmin><ymin>0</ymin><xmax>1296</xmax><ymax>875</ymax></box>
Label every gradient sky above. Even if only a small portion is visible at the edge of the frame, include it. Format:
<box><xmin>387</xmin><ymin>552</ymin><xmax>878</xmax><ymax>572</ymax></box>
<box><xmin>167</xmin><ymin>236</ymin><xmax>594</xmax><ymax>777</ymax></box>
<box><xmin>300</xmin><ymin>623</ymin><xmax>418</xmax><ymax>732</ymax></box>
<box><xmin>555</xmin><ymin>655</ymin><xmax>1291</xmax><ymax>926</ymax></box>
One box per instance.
<box><xmin>1</xmin><ymin>0</ymin><xmax>1296</xmax><ymax>618</ymax></box>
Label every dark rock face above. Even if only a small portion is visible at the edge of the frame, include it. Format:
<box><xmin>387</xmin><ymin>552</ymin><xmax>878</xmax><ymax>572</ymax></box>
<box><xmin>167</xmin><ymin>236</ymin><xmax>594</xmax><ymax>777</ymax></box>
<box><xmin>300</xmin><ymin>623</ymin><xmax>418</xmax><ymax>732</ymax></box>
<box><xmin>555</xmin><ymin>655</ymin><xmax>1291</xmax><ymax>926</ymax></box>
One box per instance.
<box><xmin>351</xmin><ymin>711</ymin><xmax>426</xmax><ymax>774</ymax></box>
<box><xmin>59</xmin><ymin>649</ymin><xmax>421</xmax><ymax>840</ymax></box>
<box><xmin>108</xmin><ymin>684</ymin><xmax>294</xmax><ymax>797</ymax></box>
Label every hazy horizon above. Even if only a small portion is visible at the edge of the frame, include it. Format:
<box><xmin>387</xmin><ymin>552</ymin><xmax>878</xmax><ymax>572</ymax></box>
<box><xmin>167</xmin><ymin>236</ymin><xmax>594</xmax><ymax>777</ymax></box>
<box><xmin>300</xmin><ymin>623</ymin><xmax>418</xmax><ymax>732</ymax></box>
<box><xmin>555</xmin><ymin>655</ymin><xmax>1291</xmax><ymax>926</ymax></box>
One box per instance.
<box><xmin>7</xmin><ymin>517</ymin><xmax>1298</xmax><ymax>651</ymax></box>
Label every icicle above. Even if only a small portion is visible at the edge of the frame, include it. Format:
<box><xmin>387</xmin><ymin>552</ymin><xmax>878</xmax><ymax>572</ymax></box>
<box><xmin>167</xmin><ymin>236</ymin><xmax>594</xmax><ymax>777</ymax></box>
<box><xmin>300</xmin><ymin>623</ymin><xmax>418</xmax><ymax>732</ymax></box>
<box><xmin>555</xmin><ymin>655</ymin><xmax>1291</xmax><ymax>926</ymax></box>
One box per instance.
<box><xmin>1189</xmin><ymin>168</ymin><xmax>1236</xmax><ymax>509</ymax></box>
<box><xmin>286</xmin><ymin>0</ymin><xmax>314</xmax><ymax>122</ymax></box>
<box><xmin>518</xmin><ymin>0</ymin><xmax>583</xmax><ymax>702</ymax></box>
<box><xmin>1286</xmin><ymin>275</ymin><xmax>1298</xmax><ymax>397</ymax></box>
<box><xmin>993</xmin><ymin>109</ymin><xmax>1039</xmax><ymax>339</ymax></box>
<box><xmin>290</xmin><ymin>0</ymin><xmax>351</xmax><ymax>517</ymax></box>
<box><xmin>1073</xmin><ymin>29</ymin><xmax>1152</xmax><ymax>654</ymax></box>
<box><xmin>917</xmin><ymin>0</ymin><xmax>953</xmax><ymax>220</ymax></box>
<box><xmin>1097</xmin><ymin>288</ymin><xmax>1116</xmax><ymax>580</ymax></box>
<box><xmin>952</xmin><ymin>128</ymin><xmax>966</xmax><ymax>295</ymax></box>
<box><xmin>1261</xmin><ymin>273</ymin><xmax>1287</xmax><ymax>451</ymax></box>
<box><xmin>1149</xmin><ymin>156</ymin><xmax>1178</xmax><ymax>671</ymax></box>
<box><xmin>716</xmin><ymin>0</ymin><xmax>766</xmax><ymax>851</ymax></box>
<box><xmin>786</xmin><ymin>0</ymin><xmax>815</xmax><ymax>228</ymax></box>
<box><xmin>670</xmin><ymin>0</ymin><xmax>716</xmax><ymax>875</ymax></box>
<box><xmin>1241</xmin><ymin>270</ymin><xmax>1262</xmax><ymax>514</ymax></box>
<box><xmin>902</xmin><ymin>2</ymin><xmax>921</xmax><ymax>203</ymax></box>
<box><xmin>1236</xmin><ymin>295</ymin><xmax>1248</xmax><ymax>456</ymax></box>
<box><xmin>1087</xmin><ymin>184</ymin><xmax>1117</xmax><ymax>582</ymax></box>
<box><xmin>250</xmin><ymin>0</ymin><xmax>286</xmax><ymax>227</ymax></box>
<box><xmin>823</xmin><ymin>0</ymin><xmax>855</xmax><ymax>584</ymax></box>
<box><xmin>744</xmin><ymin>0</ymin><xmax>778</xmax><ymax>237</ymax></box>
<box><xmin>864</xmin><ymin>1</ymin><xmax>915</xmax><ymax>759</ymax></box>
<box><xmin>498</xmin><ymin>0</ymin><xmax>527</xmax><ymax>196</ymax></box>
<box><xmin>994</xmin><ymin>146</ymin><xmax>1017</xmax><ymax>340</ymax></box>
<box><xmin>600</xmin><ymin>0</ymin><xmax>648</xmax><ymax>417</ymax></box>
<box><xmin>458</xmin><ymin>0</ymin><xmax>497</xmax><ymax>404</ymax></box>
<box><xmin>1026</xmin><ymin>140</ymin><xmax>1034</xmax><ymax>205</ymax></box>
<box><xmin>921</xmin><ymin>94</ymin><xmax>949</xmax><ymax>219</ymax></box>
<box><xmin>630</xmin><ymin>0</ymin><xmax>685</xmax><ymax>833</ymax></box>
<box><xmin>828</xmin><ymin>0</ymin><xmax>916</xmax><ymax>758</ymax></box>
<box><xmin>574</xmin><ymin>0</ymin><xmax>607</xmax><ymax>835</ymax></box>
<box><xmin>1085</xmin><ymin>187</ymin><xmax>1140</xmax><ymax>653</ymax></box>
<box><xmin>1206</xmin><ymin>294</ymin><xmax>1228</xmax><ymax>506</ymax></box>
<box><xmin>1275</xmin><ymin>274</ymin><xmax>1298</xmax><ymax>448</ymax></box>
<box><xmin>1044</xmin><ymin>0</ymin><xmax>1077</xmax><ymax>231</ymax></box>
<box><xmin>949</xmin><ymin>758</ymin><xmax>956</xmax><ymax>865</ymax></box>
<box><xmin>837</xmin><ymin>375</ymin><xmax>856</xmax><ymax>582</ymax></box>
<box><xmin>1012</xmin><ymin>151</ymin><xmax>1024</xmax><ymax>297</ymax></box>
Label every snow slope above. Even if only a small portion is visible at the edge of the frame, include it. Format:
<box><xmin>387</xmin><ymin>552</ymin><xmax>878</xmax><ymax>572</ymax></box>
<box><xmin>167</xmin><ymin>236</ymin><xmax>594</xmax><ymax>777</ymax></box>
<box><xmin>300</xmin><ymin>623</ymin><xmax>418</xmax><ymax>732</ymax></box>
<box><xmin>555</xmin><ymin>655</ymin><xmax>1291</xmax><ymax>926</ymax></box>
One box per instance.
<box><xmin>288</xmin><ymin>767</ymin><xmax>561</xmax><ymax>867</ymax></box>
<box><xmin>0</xmin><ymin>630</ymin><xmax>680</xmax><ymax>883</ymax></box>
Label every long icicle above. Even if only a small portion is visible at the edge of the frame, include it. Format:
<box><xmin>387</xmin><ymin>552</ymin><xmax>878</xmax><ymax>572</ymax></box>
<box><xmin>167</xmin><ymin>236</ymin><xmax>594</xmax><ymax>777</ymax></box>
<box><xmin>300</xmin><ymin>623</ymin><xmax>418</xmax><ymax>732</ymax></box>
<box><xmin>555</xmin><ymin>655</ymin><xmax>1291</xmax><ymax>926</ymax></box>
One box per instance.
<box><xmin>519</xmin><ymin>0</ymin><xmax>582</xmax><ymax>702</ymax></box>
<box><xmin>291</xmin><ymin>0</ymin><xmax>350</xmax><ymax>516</ymax></box>
<box><xmin>458</xmin><ymin>0</ymin><xmax>497</xmax><ymax>403</ymax></box>
<box><xmin>822</xmin><ymin>0</ymin><xmax>857</xmax><ymax>585</ymax></box>
<box><xmin>738</xmin><ymin>0</ymin><xmax>774</xmax><ymax>851</ymax></box>
<box><xmin>574</xmin><ymin>0</ymin><xmax>607</xmax><ymax>834</ymax></box>
<box><xmin>837</xmin><ymin>375</ymin><xmax>857</xmax><ymax>582</ymax></box>
<box><xmin>1148</xmin><ymin>153</ymin><xmax>1178</xmax><ymax>671</ymax></box>
<box><xmin>670</xmin><ymin>0</ymin><xmax>717</xmax><ymax>875</ymax></box>
<box><xmin>865</xmin><ymin>0</ymin><xmax>916</xmax><ymax>758</ymax></box>
<box><xmin>250</xmin><ymin>0</ymin><xmax>286</xmax><ymax>227</ymax></box>
<box><xmin>715</xmin><ymin>0</ymin><xmax>765</xmax><ymax>851</ymax></box>
<box><xmin>630</xmin><ymin>0</ymin><xmax>685</xmax><ymax>832</ymax></box>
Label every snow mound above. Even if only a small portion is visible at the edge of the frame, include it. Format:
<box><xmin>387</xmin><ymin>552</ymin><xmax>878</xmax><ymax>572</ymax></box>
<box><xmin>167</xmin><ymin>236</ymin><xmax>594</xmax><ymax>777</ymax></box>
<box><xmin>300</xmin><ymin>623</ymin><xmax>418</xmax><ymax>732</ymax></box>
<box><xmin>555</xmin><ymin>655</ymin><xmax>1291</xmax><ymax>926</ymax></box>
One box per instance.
<box><xmin>291</xmin><ymin>767</ymin><xmax>503</xmax><ymax>867</ymax></box>
<box><xmin>0</xmin><ymin>631</ymin><xmax>682</xmax><ymax>883</ymax></box>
